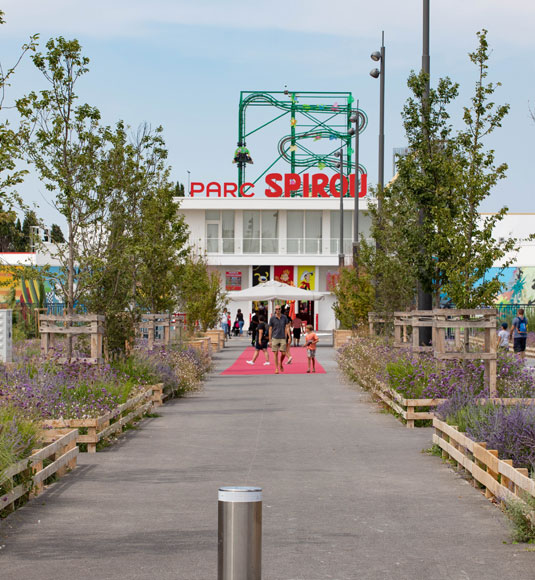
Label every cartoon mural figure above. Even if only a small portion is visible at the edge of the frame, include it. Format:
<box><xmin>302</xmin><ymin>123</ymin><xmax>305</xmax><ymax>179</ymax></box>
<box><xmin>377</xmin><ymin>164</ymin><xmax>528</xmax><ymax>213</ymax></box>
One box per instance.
<box><xmin>299</xmin><ymin>271</ymin><xmax>314</xmax><ymax>291</ymax></box>
<box><xmin>252</xmin><ymin>265</ymin><xmax>270</xmax><ymax>286</ymax></box>
<box><xmin>274</xmin><ymin>266</ymin><xmax>294</xmax><ymax>286</ymax></box>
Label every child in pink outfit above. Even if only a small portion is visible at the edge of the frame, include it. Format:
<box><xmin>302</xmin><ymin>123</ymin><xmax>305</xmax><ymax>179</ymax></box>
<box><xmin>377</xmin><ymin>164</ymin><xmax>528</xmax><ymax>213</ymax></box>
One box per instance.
<box><xmin>304</xmin><ymin>324</ymin><xmax>319</xmax><ymax>373</ymax></box>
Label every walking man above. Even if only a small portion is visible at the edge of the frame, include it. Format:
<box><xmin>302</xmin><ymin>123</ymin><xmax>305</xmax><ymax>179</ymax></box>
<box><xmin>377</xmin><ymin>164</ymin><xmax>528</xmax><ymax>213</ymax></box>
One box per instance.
<box><xmin>268</xmin><ymin>305</ymin><xmax>289</xmax><ymax>374</ymax></box>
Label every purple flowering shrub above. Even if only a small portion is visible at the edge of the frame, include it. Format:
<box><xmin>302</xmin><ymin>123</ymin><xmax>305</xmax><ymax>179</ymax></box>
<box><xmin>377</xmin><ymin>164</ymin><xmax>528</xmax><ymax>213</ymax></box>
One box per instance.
<box><xmin>438</xmin><ymin>400</ymin><xmax>535</xmax><ymax>474</ymax></box>
<box><xmin>339</xmin><ymin>337</ymin><xmax>535</xmax><ymax>400</ymax></box>
<box><xmin>0</xmin><ymin>360</ymin><xmax>140</xmax><ymax>419</ymax></box>
<box><xmin>0</xmin><ymin>405</ymin><xmax>40</xmax><ymax>483</ymax></box>
<box><xmin>114</xmin><ymin>344</ymin><xmax>211</xmax><ymax>397</ymax></box>
<box><xmin>337</xmin><ymin>337</ymin><xmax>392</xmax><ymax>389</ymax></box>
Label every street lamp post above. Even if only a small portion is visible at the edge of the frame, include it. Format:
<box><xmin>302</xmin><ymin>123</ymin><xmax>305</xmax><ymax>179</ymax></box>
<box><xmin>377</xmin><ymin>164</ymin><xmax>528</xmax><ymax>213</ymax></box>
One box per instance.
<box><xmin>334</xmin><ymin>145</ymin><xmax>345</xmax><ymax>268</ymax></box>
<box><xmin>187</xmin><ymin>170</ymin><xmax>191</xmax><ymax>196</ymax></box>
<box><xmin>370</xmin><ymin>32</ymin><xmax>385</xmax><ymax>243</ymax></box>
<box><xmin>418</xmin><ymin>0</ymin><xmax>433</xmax><ymax>346</ymax></box>
<box><xmin>348</xmin><ymin>103</ymin><xmax>362</xmax><ymax>270</ymax></box>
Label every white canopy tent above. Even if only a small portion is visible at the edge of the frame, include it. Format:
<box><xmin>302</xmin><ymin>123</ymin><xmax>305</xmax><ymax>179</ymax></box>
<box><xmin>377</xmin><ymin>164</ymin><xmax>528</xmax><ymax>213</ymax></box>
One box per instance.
<box><xmin>227</xmin><ymin>279</ymin><xmax>329</xmax><ymax>302</ymax></box>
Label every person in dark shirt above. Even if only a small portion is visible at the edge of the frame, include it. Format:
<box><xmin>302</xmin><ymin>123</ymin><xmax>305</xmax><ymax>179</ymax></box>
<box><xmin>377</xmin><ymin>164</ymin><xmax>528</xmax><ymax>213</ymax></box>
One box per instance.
<box><xmin>246</xmin><ymin>315</ymin><xmax>270</xmax><ymax>366</ymax></box>
<box><xmin>235</xmin><ymin>309</ymin><xmax>244</xmax><ymax>335</ymax></box>
<box><xmin>250</xmin><ymin>311</ymin><xmax>259</xmax><ymax>346</ymax></box>
<box><xmin>268</xmin><ymin>306</ymin><xmax>290</xmax><ymax>374</ymax></box>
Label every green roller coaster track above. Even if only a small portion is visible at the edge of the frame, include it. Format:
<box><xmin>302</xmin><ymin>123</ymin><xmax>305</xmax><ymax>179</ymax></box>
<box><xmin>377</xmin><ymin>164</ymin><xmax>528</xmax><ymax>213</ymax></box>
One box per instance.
<box><xmin>237</xmin><ymin>91</ymin><xmax>367</xmax><ymax>196</ymax></box>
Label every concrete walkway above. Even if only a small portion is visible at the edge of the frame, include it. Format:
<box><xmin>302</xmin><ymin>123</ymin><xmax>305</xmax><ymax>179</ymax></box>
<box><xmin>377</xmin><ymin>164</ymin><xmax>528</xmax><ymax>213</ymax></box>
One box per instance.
<box><xmin>1</xmin><ymin>340</ymin><xmax>533</xmax><ymax>580</ymax></box>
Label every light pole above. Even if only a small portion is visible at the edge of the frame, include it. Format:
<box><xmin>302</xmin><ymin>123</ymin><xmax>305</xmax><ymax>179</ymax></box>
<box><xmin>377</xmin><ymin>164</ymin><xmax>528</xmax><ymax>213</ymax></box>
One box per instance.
<box><xmin>348</xmin><ymin>103</ymin><xmax>363</xmax><ymax>270</ymax></box>
<box><xmin>370</xmin><ymin>31</ymin><xmax>385</xmax><ymax>243</ymax></box>
<box><xmin>334</xmin><ymin>144</ymin><xmax>345</xmax><ymax>268</ymax></box>
<box><xmin>187</xmin><ymin>170</ymin><xmax>191</xmax><ymax>196</ymax></box>
<box><xmin>418</xmin><ymin>0</ymin><xmax>433</xmax><ymax>346</ymax></box>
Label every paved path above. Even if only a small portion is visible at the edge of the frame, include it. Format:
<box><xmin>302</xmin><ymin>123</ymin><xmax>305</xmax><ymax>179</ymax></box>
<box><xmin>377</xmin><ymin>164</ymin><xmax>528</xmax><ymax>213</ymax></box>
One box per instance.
<box><xmin>1</xmin><ymin>339</ymin><xmax>533</xmax><ymax>580</ymax></box>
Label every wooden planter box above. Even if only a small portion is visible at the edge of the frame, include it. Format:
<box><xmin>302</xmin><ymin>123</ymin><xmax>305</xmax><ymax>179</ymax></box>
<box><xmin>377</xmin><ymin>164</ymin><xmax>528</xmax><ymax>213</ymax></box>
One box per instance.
<box><xmin>185</xmin><ymin>337</ymin><xmax>211</xmax><ymax>355</ymax></box>
<box><xmin>203</xmin><ymin>330</ymin><xmax>224</xmax><ymax>352</ymax></box>
<box><xmin>433</xmin><ymin>417</ymin><xmax>535</xmax><ymax>503</ymax></box>
<box><xmin>1</xmin><ymin>430</ymin><xmax>79</xmax><ymax>516</ymax></box>
<box><xmin>42</xmin><ymin>388</ymin><xmax>154</xmax><ymax>453</ymax></box>
<box><xmin>333</xmin><ymin>329</ymin><xmax>354</xmax><ymax>348</ymax></box>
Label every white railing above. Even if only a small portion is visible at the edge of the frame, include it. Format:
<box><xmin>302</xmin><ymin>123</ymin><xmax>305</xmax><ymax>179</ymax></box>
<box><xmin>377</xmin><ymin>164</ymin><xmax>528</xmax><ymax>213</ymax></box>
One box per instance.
<box><xmin>205</xmin><ymin>237</ymin><xmax>362</xmax><ymax>255</ymax></box>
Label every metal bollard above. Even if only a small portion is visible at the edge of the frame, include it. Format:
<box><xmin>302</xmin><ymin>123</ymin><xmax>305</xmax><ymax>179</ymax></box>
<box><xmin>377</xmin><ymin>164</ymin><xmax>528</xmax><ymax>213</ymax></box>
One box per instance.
<box><xmin>218</xmin><ymin>486</ymin><xmax>262</xmax><ymax>580</ymax></box>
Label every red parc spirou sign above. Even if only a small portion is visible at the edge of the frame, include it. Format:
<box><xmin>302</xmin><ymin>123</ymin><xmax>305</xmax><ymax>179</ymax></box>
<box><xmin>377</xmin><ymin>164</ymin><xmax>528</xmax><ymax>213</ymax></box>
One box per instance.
<box><xmin>190</xmin><ymin>172</ymin><xmax>367</xmax><ymax>198</ymax></box>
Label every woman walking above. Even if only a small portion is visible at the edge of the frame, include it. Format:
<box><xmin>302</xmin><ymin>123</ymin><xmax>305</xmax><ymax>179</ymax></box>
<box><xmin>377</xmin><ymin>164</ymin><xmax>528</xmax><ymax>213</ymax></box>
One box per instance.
<box><xmin>246</xmin><ymin>315</ymin><xmax>270</xmax><ymax>366</ymax></box>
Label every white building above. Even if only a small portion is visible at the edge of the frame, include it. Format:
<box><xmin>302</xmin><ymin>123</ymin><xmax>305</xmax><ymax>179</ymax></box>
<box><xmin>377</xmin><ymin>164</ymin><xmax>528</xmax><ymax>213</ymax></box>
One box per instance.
<box><xmin>177</xmin><ymin>195</ymin><xmax>535</xmax><ymax>327</ymax></box>
<box><xmin>177</xmin><ymin>196</ymin><xmax>371</xmax><ymax>330</ymax></box>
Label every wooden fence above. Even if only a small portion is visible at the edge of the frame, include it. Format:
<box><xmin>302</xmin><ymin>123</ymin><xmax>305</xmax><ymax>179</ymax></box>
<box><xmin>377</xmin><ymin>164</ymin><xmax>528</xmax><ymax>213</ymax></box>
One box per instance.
<box><xmin>1</xmin><ymin>430</ymin><xmax>78</xmax><ymax>515</ymax></box>
<box><xmin>40</xmin><ymin>314</ymin><xmax>105</xmax><ymax>363</ymax></box>
<box><xmin>370</xmin><ymin>380</ymin><xmax>445</xmax><ymax>428</ymax></box>
<box><xmin>42</xmin><ymin>387</ymin><xmax>154</xmax><ymax>453</ymax></box>
<box><xmin>433</xmin><ymin>417</ymin><xmax>535</xmax><ymax>503</ymax></box>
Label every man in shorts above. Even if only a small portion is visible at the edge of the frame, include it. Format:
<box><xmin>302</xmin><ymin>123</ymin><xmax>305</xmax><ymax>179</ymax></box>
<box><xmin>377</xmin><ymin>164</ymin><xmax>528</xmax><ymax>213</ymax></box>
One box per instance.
<box><xmin>268</xmin><ymin>305</ymin><xmax>289</xmax><ymax>374</ymax></box>
<box><xmin>510</xmin><ymin>308</ymin><xmax>529</xmax><ymax>360</ymax></box>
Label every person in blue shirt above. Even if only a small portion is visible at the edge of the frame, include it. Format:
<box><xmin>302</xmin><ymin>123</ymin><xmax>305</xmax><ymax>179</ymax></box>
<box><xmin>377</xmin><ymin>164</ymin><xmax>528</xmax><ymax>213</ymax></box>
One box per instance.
<box><xmin>510</xmin><ymin>308</ymin><xmax>528</xmax><ymax>360</ymax></box>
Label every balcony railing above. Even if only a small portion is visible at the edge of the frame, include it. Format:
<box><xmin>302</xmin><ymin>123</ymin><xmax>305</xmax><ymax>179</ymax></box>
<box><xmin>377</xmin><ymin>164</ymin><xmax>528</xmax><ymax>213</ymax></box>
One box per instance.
<box><xmin>205</xmin><ymin>237</ymin><xmax>356</xmax><ymax>255</ymax></box>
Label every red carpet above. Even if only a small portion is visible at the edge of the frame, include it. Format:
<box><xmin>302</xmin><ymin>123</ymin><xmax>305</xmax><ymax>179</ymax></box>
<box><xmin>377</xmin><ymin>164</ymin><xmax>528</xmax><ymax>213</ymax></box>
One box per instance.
<box><xmin>221</xmin><ymin>345</ymin><xmax>326</xmax><ymax>375</ymax></box>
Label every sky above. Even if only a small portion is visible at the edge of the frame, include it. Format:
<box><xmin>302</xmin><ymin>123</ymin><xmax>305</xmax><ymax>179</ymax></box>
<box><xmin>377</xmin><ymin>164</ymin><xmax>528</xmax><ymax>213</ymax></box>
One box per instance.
<box><xmin>1</xmin><ymin>0</ymin><xmax>534</xmax><ymax>229</ymax></box>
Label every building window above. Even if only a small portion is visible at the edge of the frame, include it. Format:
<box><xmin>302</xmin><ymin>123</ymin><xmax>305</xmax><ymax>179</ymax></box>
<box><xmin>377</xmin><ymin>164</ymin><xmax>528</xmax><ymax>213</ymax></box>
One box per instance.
<box><xmin>330</xmin><ymin>210</ymin><xmax>353</xmax><ymax>255</ymax></box>
<box><xmin>243</xmin><ymin>210</ymin><xmax>278</xmax><ymax>254</ymax></box>
<box><xmin>243</xmin><ymin>210</ymin><xmax>260</xmax><ymax>253</ymax></box>
<box><xmin>221</xmin><ymin>211</ymin><xmax>235</xmax><ymax>253</ymax></box>
<box><xmin>287</xmin><ymin>211</ymin><xmax>322</xmax><ymax>254</ymax></box>
<box><xmin>262</xmin><ymin>210</ymin><xmax>278</xmax><ymax>253</ymax></box>
<box><xmin>205</xmin><ymin>210</ymin><xmax>234</xmax><ymax>253</ymax></box>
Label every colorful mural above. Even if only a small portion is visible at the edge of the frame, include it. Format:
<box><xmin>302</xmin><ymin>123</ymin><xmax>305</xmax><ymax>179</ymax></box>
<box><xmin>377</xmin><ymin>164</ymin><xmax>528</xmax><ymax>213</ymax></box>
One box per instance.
<box><xmin>252</xmin><ymin>265</ymin><xmax>270</xmax><ymax>286</ymax></box>
<box><xmin>274</xmin><ymin>266</ymin><xmax>294</xmax><ymax>286</ymax></box>
<box><xmin>0</xmin><ymin>267</ymin><xmax>63</xmax><ymax>306</ymax></box>
<box><xmin>483</xmin><ymin>267</ymin><xmax>535</xmax><ymax>305</ymax></box>
<box><xmin>297</xmin><ymin>266</ymin><xmax>315</xmax><ymax>291</ymax></box>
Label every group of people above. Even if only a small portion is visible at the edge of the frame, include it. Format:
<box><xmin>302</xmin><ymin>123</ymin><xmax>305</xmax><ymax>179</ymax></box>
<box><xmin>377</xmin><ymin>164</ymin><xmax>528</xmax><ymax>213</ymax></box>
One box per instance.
<box><xmin>246</xmin><ymin>305</ymin><xmax>319</xmax><ymax>374</ymax></box>
<box><xmin>220</xmin><ymin>308</ymin><xmax>244</xmax><ymax>340</ymax></box>
<box><xmin>497</xmin><ymin>308</ymin><xmax>529</xmax><ymax>359</ymax></box>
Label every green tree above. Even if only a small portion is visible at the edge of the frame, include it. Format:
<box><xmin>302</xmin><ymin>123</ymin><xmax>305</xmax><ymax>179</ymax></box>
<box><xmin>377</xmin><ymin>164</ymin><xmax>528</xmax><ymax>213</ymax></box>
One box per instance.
<box><xmin>174</xmin><ymin>181</ymin><xmax>185</xmax><ymax>197</ymax></box>
<box><xmin>0</xmin><ymin>209</ymin><xmax>23</xmax><ymax>251</ymax></box>
<box><xmin>387</xmin><ymin>72</ymin><xmax>460</xmax><ymax>307</ymax></box>
<box><xmin>17</xmin><ymin>37</ymin><xmax>104</xmax><ymax>323</ymax></box>
<box><xmin>137</xmin><ymin>183</ymin><xmax>189</xmax><ymax>313</ymax></box>
<box><xmin>436</xmin><ymin>30</ymin><xmax>517</xmax><ymax>308</ymax></box>
<box><xmin>177</xmin><ymin>253</ymin><xmax>226</xmax><ymax>333</ymax></box>
<box><xmin>0</xmin><ymin>11</ymin><xmax>38</xmax><ymax>215</ymax></box>
<box><xmin>21</xmin><ymin>209</ymin><xmax>38</xmax><ymax>250</ymax></box>
<box><xmin>81</xmin><ymin>122</ymin><xmax>190</xmax><ymax>356</ymax></box>
<box><xmin>50</xmin><ymin>223</ymin><xmax>65</xmax><ymax>243</ymax></box>
<box><xmin>331</xmin><ymin>267</ymin><xmax>375</xmax><ymax>329</ymax></box>
<box><xmin>371</xmin><ymin>30</ymin><xmax>517</xmax><ymax>311</ymax></box>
